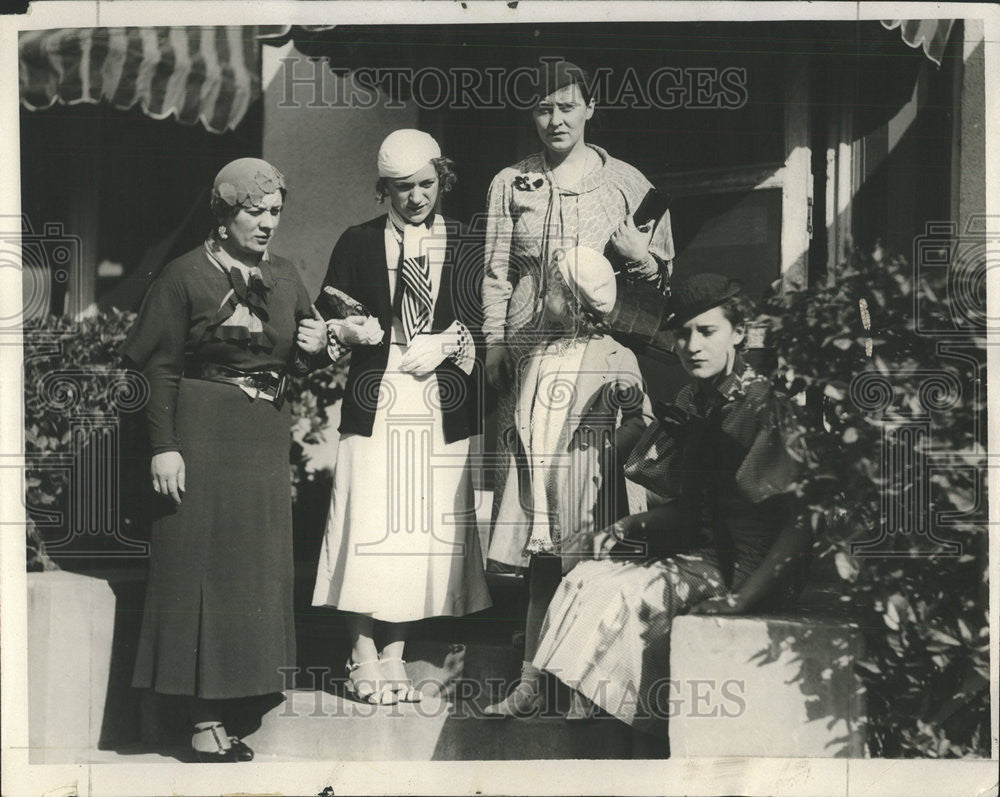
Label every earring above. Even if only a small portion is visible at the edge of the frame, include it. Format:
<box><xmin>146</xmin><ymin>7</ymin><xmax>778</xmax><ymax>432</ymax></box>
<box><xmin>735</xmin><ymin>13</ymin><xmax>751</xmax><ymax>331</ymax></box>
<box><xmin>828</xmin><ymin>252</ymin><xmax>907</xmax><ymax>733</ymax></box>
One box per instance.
<box><xmin>217</xmin><ymin>225</ymin><xmax>229</xmax><ymax>240</ymax></box>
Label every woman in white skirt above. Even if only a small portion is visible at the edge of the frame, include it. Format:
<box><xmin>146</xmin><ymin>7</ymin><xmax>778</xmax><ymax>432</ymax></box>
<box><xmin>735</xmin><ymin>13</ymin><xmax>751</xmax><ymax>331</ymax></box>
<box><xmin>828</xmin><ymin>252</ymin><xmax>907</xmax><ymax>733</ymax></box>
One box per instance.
<box><xmin>312</xmin><ymin>130</ymin><xmax>491</xmax><ymax>705</ymax></box>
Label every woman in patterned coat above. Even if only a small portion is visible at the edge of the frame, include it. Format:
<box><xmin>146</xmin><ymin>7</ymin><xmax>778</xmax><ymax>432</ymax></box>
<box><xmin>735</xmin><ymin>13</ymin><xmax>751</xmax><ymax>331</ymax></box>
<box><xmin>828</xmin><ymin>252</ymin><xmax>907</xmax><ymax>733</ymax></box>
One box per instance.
<box><xmin>483</xmin><ymin>246</ymin><xmax>653</xmax><ymax>716</ymax></box>
<box><xmin>482</xmin><ymin>58</ymin><xmax>674</xmax><ymax>570</ymax></box>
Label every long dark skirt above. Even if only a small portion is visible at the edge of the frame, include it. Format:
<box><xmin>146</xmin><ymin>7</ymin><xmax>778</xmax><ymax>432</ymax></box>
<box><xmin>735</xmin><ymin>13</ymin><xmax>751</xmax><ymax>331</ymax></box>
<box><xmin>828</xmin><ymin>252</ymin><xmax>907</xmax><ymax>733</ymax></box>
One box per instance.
<box><xmin>132</xmin><ymin>378</ymin><xmax>296</xmax><ymax>699</ymax></box>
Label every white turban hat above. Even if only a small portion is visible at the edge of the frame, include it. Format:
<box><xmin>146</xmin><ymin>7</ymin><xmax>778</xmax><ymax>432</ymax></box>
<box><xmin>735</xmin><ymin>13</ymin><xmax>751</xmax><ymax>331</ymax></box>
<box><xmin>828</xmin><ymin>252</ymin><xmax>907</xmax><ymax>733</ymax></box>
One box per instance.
<box><xmin>377</xmin><ymin>129</ymin><xmax>442</xmax><ymax>178</ymax></box>
<box><xmin>553</xmin><ymin>246</ymin><xmax>618</xmax><ymax>316</ymax></box>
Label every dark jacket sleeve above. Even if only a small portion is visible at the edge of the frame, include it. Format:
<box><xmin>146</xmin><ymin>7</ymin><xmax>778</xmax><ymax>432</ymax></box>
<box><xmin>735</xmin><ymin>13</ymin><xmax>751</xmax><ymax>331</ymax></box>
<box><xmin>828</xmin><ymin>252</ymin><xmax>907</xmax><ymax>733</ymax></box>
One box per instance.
<box><xmin>306</xmin><ymin>229</ymin><xmax>360</xmax><ymax>369</ymax></box>
<box><xmin>426</xmin><ymin>220</ymin><xmax>485</xmax><ymax>441</ymax></box>
<box><xmin>120</xmin><ymin>264</ymin><xmax>190</xmax><ymax>455</ymax></box>
<box><xmin>321</xmin><ymin>227</ymin><xmax>357</xmax><ymax>296</ymax></box>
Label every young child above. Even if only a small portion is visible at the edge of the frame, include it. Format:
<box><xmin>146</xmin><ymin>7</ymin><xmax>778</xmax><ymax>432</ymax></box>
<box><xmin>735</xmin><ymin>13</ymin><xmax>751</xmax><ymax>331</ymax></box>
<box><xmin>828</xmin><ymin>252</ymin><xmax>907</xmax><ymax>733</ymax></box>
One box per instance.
<box><xmin>485</xmin><ymin>245</ymin><xmax>652</xmax><ymax>715</ymax></box>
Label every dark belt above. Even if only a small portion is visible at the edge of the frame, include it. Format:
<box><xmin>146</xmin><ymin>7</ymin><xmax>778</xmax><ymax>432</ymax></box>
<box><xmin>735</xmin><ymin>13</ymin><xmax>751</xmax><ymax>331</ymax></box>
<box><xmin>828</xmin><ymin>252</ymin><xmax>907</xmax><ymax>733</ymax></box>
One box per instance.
<box><xmin>183</xmin><ymin>362</ymin><xmax>288</xmax><ymax>407</ymax></box>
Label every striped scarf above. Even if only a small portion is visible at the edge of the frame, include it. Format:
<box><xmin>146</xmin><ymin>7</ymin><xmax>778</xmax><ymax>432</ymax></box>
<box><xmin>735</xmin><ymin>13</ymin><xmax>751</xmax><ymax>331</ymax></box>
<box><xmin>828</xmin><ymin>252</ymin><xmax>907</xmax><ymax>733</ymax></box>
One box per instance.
<box><xmin>388</xmin><ymin>205</ymin><xmax>435</xmax><ymax>344</ymax></box>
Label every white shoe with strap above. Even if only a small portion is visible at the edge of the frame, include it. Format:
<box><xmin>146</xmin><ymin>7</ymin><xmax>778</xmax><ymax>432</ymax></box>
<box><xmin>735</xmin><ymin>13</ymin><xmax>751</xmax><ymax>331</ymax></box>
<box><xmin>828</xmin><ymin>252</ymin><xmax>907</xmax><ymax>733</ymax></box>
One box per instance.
<box><xmin>380</xmin><ymin>657</ymin><xmax>423</xmax><ymax>703</ymax></box>
<box><xmin>345</xmin><ymin>658</ymin><xmax>398</xmax><ymax>705</ymax></box>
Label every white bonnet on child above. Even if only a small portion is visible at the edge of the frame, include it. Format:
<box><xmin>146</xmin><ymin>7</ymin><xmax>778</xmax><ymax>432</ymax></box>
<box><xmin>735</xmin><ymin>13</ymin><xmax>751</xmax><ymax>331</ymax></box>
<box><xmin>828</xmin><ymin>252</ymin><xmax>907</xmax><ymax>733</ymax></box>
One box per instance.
<box><xmin>552</xmin><ymin>246</ymin><xmax>617</xmax><ymax>316</ymax></box>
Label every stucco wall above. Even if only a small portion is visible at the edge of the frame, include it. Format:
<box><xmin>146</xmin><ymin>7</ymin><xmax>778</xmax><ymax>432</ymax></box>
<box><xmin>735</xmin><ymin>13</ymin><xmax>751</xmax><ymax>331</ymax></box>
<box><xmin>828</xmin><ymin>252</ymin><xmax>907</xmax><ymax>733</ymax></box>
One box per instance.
<box><xmin>261</xmin><ymin>42</ymin><xmax>418</xmax><ymax>296</ymax></box>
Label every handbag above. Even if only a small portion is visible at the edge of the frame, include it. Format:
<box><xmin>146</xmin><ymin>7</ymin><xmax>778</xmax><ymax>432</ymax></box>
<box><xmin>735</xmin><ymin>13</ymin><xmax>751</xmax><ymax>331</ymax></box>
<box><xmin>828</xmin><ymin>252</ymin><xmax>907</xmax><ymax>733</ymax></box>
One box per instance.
<box><xmin>605</xmin><ymin>276</ymin><xmax>669</xmax><ymax>344</ymax></box>
<box><xmin>314</xmin><ymin>285</ymin><xmax>369</xmax><ymax>320</ymax></box>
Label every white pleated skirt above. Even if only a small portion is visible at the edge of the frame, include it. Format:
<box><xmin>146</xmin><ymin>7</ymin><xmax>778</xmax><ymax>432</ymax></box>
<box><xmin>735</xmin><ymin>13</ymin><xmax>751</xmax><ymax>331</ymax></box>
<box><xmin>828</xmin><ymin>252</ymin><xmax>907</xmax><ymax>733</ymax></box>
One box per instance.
<box><xmin>311</xmin><ymin>344</ymin><xmax>492</xmax><ymax>622</ymax></box>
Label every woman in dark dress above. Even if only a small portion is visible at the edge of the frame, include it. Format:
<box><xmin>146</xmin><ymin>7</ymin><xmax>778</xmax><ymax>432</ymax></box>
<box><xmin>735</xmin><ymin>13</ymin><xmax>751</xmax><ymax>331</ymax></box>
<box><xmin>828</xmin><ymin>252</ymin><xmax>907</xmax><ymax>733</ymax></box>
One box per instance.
<box><xmin>531</xmin><ymin>274</ymin><xmax>811</xmax><ymax>752</ymax></box>
<box><xmin>123</xmin><ymin>158</ymin><xmax>327</xmax><ymax>762</ymax></box>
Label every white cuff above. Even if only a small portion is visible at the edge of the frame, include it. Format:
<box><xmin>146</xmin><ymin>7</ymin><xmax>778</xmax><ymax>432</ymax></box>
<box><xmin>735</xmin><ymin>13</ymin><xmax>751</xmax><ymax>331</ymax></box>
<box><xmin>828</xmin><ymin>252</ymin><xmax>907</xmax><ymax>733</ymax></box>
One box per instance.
<box><xmin>447</xmin><ymin>320</ymin><xmax>476</xmax><ymax>376</ymax></box>
<box><xmin>326</xmin><ymin>336</ymin><xmax>350</xmax><ymax>362</ymax></box>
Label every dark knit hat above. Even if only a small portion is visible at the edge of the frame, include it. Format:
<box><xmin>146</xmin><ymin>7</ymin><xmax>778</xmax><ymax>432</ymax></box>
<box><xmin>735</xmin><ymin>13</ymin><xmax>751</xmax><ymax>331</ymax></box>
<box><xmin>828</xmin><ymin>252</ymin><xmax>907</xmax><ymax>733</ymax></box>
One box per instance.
<box><xmin>664</xmin><ymin>273</ymin><xmax>742</xmax><ymax>328</ymax></box>
<box><xmin>534</xmin><ymin>58</ymin><xmax>591</xmax><ymax>102</ymax></box>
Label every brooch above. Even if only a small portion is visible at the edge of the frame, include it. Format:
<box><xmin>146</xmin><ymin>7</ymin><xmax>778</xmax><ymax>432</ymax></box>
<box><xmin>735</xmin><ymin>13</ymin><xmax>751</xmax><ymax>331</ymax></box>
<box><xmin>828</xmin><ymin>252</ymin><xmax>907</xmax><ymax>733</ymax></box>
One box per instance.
<box><xmin>513</xmin><ymin>172</ymin><xmax>546</xmax><ymax>192</ymax></box>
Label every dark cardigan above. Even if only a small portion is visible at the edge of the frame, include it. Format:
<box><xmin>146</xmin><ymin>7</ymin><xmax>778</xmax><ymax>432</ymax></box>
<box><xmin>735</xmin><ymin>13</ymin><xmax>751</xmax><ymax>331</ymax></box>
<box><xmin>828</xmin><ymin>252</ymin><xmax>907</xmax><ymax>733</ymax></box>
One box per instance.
<box><xmin>320</xmin><ymin>213</ymin><xmax>484</xmax><ymax>443</ymax></box>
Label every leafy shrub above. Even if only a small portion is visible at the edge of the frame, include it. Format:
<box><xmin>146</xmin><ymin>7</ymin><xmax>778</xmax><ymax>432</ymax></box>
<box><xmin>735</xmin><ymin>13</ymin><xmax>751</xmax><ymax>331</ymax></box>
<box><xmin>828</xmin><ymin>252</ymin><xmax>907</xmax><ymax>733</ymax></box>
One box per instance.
<box><xmin>26</xmin><ymin>517</ymin><xmax>59</xmax><ymax>572</ymax></box>
<box><xmin>285</xmin><ymin>352</ymin><xmax>348</xmax><ymax>502</ymax></box>
<box><xmin>23</xmin><ymin>309</ymin><xmax>141</xmax><ymax>562</ymax></box>
<box><xmin>762</xmin><ymin>247</ymin><xmax>989</xmax><ymax>757</ymax></box>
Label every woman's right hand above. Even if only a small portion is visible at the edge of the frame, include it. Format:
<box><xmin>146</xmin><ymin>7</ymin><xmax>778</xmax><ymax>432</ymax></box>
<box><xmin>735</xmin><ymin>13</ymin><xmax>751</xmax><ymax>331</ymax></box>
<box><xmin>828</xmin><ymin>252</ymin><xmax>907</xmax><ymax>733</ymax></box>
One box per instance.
<box><xmin>592</xmin><ymin>519</ymin><xmax>634</xmax><ymax>560</ymax></box>
<box><xmin>151</xmin><ymin>451</ymin><xmax>185</xmax><ymax>504</ymax></box>
<box><xmin>591</xmin><ymin>527</ymin><xmax>619</xmax><ymax>560</ymax></box>
<box><xmin>485</xmin><ymin>346</ymin><xmax>513</xmax><ymax>389</ymax></box>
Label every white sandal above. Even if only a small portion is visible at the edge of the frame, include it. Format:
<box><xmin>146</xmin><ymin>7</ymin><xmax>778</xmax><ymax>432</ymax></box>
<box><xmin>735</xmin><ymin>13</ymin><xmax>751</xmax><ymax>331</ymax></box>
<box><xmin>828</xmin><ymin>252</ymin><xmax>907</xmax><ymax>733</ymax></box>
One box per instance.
<box><xmin>484</xmin><ymin>663</ymin><xmax>544</xmax><ymax>717</ymax></box>
<box><xmin>344</xmin><ymin>658</ymin><xmax>398</xmax><ymax>705</ymax></box>
<box><xmin>380</xmin><ymin>657</ymin><xmax>423</xmax><ymax>702</ymax></box>
<box><xmin>483</xmin><ymin>679</ymin><xmax>544</xmax><ymax>717</ymax></box>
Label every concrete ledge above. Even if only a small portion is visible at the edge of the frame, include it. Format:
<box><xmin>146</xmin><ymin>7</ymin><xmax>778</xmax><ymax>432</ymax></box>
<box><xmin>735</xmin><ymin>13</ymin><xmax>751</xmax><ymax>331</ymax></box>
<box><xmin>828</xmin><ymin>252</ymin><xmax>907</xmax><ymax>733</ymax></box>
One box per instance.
<box><xmin>670</xmin><ymin>613</ymin><xmax>867</xmax><ymax>758</ymax></box>
<box><xmin>28</xmin><ymin>571</ymin><xmax>116</xmax><ymax>763</ymax></box>
<box><xmin>41</xmin><ymin>562</ymin><xmax>869</xmax><ymax>761</ymax></box>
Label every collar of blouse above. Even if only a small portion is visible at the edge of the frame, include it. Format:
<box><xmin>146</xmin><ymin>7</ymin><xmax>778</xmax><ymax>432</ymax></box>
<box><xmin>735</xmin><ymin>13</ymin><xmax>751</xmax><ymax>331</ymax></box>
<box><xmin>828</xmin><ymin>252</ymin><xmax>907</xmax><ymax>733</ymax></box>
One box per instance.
<box><xmin>204</xmin><ymin>232</ymin><xmax>276</xmax><ymax>289</ymax></box>
<box><xmin>693</xmin><ymin>355</ymin><xmax>766</xmax><ymax>411</ymax></box>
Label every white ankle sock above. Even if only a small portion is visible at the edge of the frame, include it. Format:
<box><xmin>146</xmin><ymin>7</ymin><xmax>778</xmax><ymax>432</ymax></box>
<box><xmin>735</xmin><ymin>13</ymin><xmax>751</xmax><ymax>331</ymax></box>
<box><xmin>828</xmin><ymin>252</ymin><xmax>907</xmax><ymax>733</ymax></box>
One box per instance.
<box><xmin>191</xmin><ymin>722</ymin><xmax>231</xmax><ymax>752</ymax></box>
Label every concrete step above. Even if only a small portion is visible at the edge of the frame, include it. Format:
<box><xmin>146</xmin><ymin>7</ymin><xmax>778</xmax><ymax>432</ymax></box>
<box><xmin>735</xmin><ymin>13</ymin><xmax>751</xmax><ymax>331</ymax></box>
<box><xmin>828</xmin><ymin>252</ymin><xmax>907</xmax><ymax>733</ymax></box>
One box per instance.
<box><xmin>243</xmin><ymin>629</ymin><xmax>635</xmax><ymax>761</ymax></box>
<box><xmin>244</xmin><ymin>689</ymin><xmax>633</xmax><ymax>761</ymax></box>
<box><xmin>294</xmin><ymin>633</ymin><xmax>525</xmax><ymax>694</ymax></box>
<box><xmin>292</xmin><ymin>569</ymin><xmax>527</xmax><ymax>693</ymax></box>
<box><xmin>137</xmin><ymin>570</ymin><xmax>531</xmax><ymax>749</ymax></box>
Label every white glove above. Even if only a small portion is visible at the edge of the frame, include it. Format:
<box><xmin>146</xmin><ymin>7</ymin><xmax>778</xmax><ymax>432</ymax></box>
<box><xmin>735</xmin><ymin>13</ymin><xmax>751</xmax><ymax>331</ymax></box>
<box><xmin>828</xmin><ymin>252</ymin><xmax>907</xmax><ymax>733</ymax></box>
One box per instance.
<box><xmin>399</xmin><ymin>329</ymin><xmax>461</xmax><ymax>376</ymax></box>
<box><xmin>328</xmin><ymin>315</ymin><xmax>385</xmax><ymax>347</ymax></box>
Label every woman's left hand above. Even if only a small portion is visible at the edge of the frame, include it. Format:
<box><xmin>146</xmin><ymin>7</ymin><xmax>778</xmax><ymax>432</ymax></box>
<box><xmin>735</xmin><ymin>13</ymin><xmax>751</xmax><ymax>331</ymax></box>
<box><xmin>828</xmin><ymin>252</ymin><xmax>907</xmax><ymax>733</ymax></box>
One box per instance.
<box><xmin>609</xmin><ymin>216</ymin><xmax>654</xmax><ymax>264</ymax></box>
<box><xmin>296</xmin><ymin>305</ymin><xmax>328</xmax><ymax>354</ymax></box>
<box><xmin>400</xmin><ymin>331</ymin><xmax>458</xmax><ymax>376</ymax></box>
<box><xmin>689</xmin><ymin>594</ymin><xmax>747</xmax><ymax>616</ymax></box>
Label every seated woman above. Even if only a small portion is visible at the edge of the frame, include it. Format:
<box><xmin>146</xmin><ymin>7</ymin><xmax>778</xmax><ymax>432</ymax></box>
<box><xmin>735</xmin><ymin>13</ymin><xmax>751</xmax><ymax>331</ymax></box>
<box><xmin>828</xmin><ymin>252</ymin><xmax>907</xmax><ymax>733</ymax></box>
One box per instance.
<box><xmin>531</xmin><ymin>273</ymin><xmax>810</xmax><ymax>750</ymax></box>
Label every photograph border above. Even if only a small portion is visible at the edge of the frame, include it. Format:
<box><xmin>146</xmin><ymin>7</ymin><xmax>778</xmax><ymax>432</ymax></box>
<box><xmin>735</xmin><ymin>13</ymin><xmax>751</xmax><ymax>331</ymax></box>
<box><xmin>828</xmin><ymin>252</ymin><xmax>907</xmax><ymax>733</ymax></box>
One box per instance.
<box><xmin>2</xmin><ymin>2</ymin><xmax>998</xmax><ymax>795</ymax></box>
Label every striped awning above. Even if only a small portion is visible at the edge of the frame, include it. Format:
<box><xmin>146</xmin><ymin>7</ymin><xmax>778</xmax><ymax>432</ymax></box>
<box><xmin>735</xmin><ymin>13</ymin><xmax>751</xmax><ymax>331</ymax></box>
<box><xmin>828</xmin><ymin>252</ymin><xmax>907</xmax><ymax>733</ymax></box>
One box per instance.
<box><xmin>881</xmin><ymin>19</ymin><xmax>955</xmax><ymax>66</ymax></box>
<box><xmin>19</xmin><ymin>27</ymin><xmax>264</xmax><ymax>134</ymax></box>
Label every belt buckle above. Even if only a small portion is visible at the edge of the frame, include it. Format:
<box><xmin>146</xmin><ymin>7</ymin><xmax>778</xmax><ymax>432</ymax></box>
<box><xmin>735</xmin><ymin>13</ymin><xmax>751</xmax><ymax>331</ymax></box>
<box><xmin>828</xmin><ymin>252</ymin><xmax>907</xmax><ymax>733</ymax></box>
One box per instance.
<box><xmin>273</xmin><ymin>372</ymin><xmax>288</xmax><ymax>409</ymax></box>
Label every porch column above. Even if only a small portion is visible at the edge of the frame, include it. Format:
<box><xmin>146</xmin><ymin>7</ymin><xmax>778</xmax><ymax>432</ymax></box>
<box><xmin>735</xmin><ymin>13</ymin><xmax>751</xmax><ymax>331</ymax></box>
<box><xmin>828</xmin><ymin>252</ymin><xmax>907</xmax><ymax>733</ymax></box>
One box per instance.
<box><xmin>950</xmin><ymin>19</ymin><xmax>985</xmax><ymax>229</ymax></box>
<box><xmin>782</xmin><ymin>57</ymin><xmax>810</xmax><ymax>291</ymax></box>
